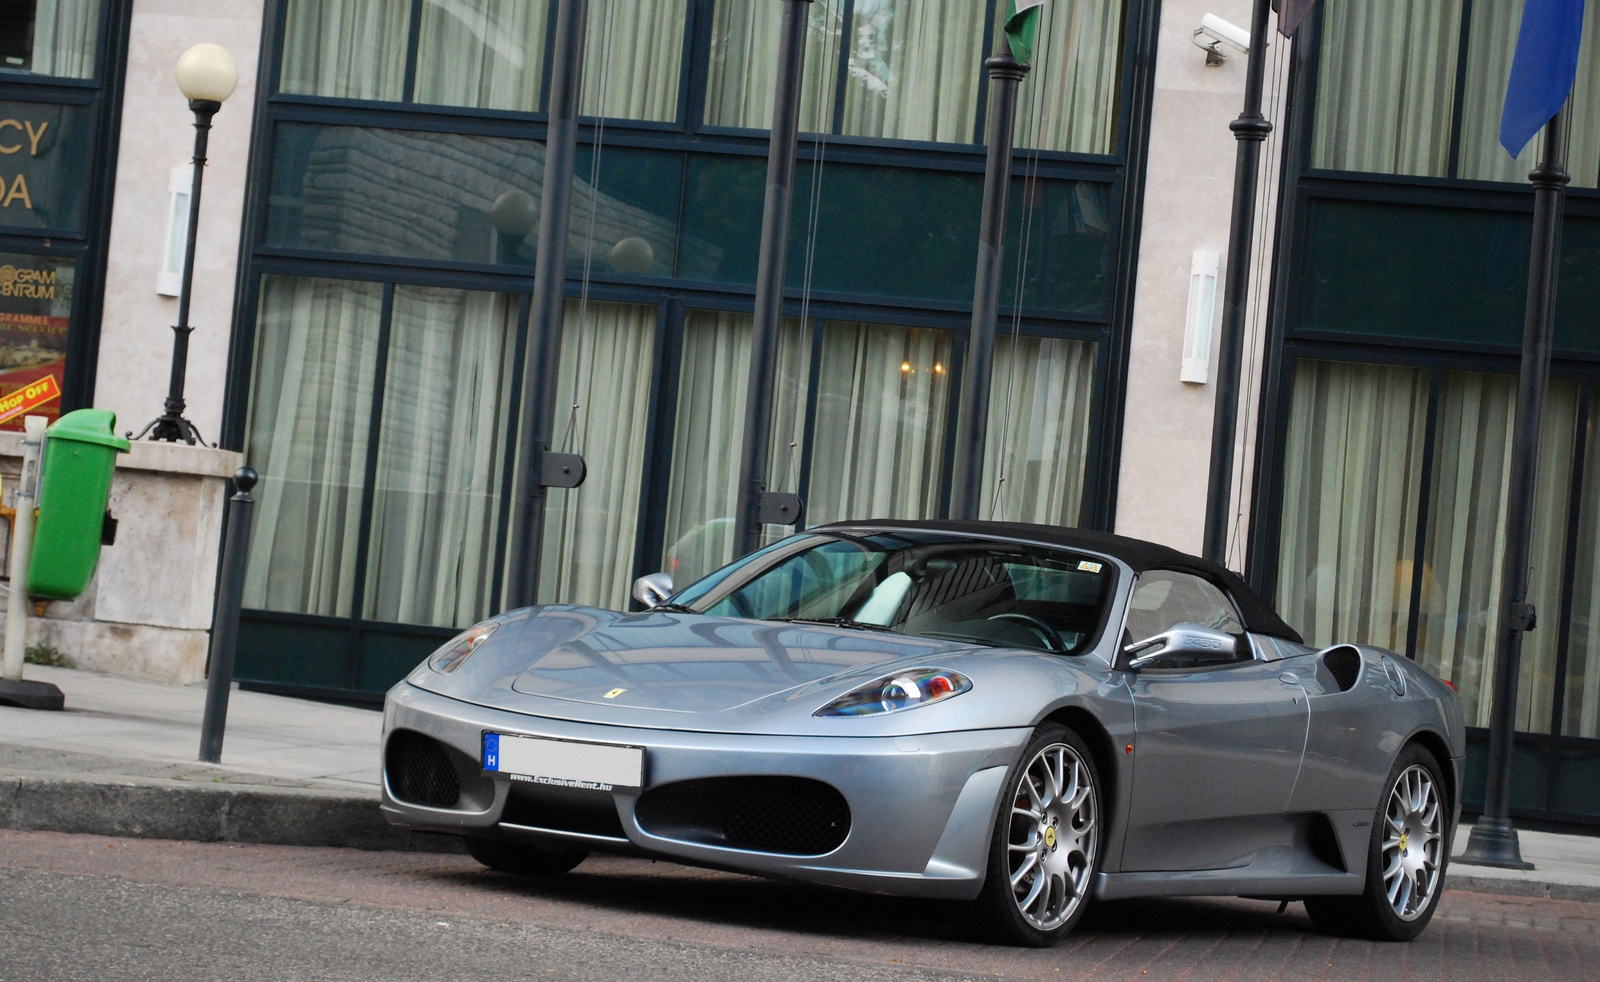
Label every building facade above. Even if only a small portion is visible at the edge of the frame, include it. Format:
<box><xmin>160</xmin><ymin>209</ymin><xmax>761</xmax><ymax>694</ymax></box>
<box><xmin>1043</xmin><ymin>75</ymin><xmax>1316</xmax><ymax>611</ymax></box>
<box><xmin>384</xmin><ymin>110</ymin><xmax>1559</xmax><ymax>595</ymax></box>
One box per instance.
<box><xmin>20</xmin><ymin>0</ymin><xmax>1600</xmax><ymax>828</ymax></box>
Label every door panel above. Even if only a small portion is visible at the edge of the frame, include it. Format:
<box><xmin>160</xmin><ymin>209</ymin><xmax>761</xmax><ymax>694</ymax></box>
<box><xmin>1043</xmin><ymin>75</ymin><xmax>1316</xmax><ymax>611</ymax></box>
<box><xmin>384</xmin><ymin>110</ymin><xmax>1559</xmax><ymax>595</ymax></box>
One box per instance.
<box><xmin>1121</xmin><ymin>661</ymin><xmax>1309</xmax><ymax>872</ymax></box>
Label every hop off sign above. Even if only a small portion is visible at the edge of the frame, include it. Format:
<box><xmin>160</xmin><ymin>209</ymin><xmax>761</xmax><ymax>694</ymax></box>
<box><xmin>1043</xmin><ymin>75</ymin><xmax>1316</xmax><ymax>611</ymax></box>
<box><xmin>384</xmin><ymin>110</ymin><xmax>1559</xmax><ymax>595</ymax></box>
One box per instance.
<box><xmin>0</xmin><ymin>374</ymin><xmax>60</xmax><ymax>426</ymax></box>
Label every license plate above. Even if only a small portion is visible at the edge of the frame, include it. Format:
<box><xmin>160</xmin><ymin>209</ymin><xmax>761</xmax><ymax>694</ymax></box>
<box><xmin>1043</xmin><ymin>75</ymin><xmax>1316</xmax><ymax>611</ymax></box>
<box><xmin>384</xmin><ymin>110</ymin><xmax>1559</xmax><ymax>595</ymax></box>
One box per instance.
<box><xmin>482</xmin><ymin>733</ymin><xmax>644</xmax><ymax>791</ymax></box>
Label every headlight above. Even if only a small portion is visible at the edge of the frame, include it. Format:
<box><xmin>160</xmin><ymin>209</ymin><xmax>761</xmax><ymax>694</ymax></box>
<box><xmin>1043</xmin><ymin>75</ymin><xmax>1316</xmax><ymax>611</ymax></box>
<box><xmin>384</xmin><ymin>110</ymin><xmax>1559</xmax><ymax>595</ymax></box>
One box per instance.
<box><xmin>814</xmin><ymin>668</ymin><xmax>972</xmax><ymax>717</ymax></box>
<box><xmin>427</xmin><ymin>621</ymin><xmax>499</xmax><ymax>674</ymax></box>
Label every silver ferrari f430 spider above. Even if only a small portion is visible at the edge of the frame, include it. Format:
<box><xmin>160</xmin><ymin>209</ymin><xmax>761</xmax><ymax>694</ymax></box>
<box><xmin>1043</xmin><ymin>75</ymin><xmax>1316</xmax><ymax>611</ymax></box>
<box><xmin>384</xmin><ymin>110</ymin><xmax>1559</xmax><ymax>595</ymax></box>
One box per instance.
<box><xmin>381</xmin><ymin>521</ymin><xmax>1464</xmax><ymax>946</ymax></box>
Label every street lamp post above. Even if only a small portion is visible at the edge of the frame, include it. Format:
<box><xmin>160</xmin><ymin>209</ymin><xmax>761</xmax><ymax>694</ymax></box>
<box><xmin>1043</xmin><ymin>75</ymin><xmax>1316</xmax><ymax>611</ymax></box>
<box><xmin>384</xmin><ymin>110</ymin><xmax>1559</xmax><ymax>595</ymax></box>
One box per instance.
<box><xmin>132</xmin><ymin>43</ymin><xmax>238</xmax><ymax>446</ymax></box>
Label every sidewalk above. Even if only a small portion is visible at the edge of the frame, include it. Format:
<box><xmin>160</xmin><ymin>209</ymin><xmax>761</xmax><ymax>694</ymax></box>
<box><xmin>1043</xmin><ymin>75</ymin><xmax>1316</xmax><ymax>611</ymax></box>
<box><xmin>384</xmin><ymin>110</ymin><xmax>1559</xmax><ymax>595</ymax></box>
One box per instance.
<box><xmin>1</xmin><ymin>664</ymin><xmax>1597</xmax><ymax>902</ymax></box>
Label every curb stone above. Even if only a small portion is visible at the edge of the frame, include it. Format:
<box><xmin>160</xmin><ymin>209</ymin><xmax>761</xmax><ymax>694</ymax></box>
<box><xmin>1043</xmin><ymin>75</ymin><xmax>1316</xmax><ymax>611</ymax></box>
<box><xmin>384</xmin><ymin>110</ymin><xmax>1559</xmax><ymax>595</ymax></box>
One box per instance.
<box><xmin>0</xmin><ymin>773</ymin><xmax>462</xmax><ymax>853</ymax></box>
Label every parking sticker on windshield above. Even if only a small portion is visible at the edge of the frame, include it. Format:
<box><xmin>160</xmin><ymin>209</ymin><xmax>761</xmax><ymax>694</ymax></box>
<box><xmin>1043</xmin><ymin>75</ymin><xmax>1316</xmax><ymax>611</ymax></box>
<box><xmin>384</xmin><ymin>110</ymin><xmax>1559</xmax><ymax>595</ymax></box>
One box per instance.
<box><xmin>1077</xmin><ymin>561</ymin><xmax>1103</xmax><ymax>573</ymax></box>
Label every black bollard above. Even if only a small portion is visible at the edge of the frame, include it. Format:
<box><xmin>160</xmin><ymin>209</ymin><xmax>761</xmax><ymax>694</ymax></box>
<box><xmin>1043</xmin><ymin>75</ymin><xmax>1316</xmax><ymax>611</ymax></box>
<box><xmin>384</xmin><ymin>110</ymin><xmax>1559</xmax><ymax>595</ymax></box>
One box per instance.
<box><xmin>199</xmin><ymin>466</ymin><xmax>257</xmax><ymax>764</ymax></box>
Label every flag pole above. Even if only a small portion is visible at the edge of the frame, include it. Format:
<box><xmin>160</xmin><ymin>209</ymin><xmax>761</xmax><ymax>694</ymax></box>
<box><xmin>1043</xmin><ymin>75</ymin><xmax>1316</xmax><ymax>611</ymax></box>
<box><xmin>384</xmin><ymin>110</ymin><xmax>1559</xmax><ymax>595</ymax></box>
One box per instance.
<box><xmin>1200</xmin><ymin>0</ymin><xmax>1274</xmax><ymax>563</ymax></box>
<box><xmin>950</xmin><ymin>40</ymin><xmax>1029</xmax><ymax>520</ymax></box>
<box><xmin>732</xmin><ymin>0</ymin><xmax>814</xmax><ymax>557</ymax></box>
<box><xmin>1459</xmin><ymin>105</ymin><xmax>1570</xmax><ymax>872</ymax></box>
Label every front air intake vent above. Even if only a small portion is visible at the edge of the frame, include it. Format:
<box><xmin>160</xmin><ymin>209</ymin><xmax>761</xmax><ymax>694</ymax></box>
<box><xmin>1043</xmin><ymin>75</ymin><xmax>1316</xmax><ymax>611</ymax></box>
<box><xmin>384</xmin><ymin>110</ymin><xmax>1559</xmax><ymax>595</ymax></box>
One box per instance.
<box><xmin>386</xmin><ymin>730</ymin><xmax>461</xmax><ymax>808</ymax></box>
<box><xmin>1323</xmin><ymin>646</ymin><xmax>1362</xmax><ymax>692</ymax></box>
<box><xmin>636</xmin><ymin>776</ymin><xmax>851</xmax><ymax>856</ymax></box>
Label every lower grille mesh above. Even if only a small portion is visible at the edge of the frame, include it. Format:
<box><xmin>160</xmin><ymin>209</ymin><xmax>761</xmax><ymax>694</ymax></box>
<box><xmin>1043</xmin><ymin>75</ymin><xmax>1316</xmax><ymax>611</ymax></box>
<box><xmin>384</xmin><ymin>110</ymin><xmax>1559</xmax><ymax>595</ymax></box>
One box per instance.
<box><xmin>722</xmin><ymin>779</ymin><xmax>851</xmax><ymax>855</ymax></box>
<box><xmin>386</xmin><ymin>731</ymin><xmax>461</xmax><ymax>808</ymax></box>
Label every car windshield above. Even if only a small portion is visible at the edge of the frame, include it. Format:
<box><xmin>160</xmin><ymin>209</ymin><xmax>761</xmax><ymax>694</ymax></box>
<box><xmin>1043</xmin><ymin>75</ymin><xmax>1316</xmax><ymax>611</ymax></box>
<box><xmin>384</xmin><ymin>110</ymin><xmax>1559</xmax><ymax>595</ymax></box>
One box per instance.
<box><xmin>670</xmin><ymin>531</ymin><xmax>1117</xmax><ymax>655</ymax></box>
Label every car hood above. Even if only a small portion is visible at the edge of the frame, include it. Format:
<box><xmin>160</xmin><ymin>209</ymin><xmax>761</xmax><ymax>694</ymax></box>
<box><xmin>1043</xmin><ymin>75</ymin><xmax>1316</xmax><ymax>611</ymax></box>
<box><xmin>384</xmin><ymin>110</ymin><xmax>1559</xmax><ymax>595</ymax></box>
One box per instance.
<box><xmin>403</xmin><ymin>605</ymin><xmax>1113</xmax><ymax>734</ymax></box>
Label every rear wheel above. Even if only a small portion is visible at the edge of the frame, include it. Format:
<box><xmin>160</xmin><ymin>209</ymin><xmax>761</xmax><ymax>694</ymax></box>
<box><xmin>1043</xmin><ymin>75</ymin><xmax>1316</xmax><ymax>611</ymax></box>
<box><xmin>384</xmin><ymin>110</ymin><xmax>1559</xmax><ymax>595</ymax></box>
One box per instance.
<box><xmin>1305</xmin><ymin>744</ymin><xmax>1448</xmax><ymax>941</ymax></box>
<box><xmin>975</xmin><ymin>724</ymin><xmax>1101</xmax><ymax>947</ymax></box>
<box><xmin>463</xmin><ymin>835</ymin><xmax>589</xmax><ymax>877</ymax></box>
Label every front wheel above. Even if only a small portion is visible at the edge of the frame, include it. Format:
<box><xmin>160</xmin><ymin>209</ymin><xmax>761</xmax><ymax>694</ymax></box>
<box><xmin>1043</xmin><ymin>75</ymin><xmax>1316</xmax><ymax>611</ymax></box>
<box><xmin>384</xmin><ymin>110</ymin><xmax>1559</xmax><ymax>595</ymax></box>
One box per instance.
<box><xmin>1305</xmin><ymin>744</ymin><xmax>1449</xmax><ymax>941</ymax></box>
<box><xmin>463</xmin><ymin>835</ymin><xmax>589</xmax><ymax>877</ymax></box>
<box><xmin>975</xmin><ymin>725</ymin><xmax>1101</xmax><ymax>947</ymax></box>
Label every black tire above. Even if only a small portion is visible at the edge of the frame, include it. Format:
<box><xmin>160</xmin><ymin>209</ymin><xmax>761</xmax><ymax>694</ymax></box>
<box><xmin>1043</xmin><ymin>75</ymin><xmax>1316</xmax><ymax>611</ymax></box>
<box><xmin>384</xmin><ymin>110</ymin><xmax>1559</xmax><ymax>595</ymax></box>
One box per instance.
<box><xmin>974</xmin><ymin>724</ymin><xmax>1102</xmax><ymax>947</ymax></box>
<box><xmin>463</xmin><ymin>835</ymin><xmax>589</xmax><ymax>877</ymax></box>
<box><xmin>1304</xmin><ymin>743</ymin><xmax>1450</xmax><ymax>941</ymax></box>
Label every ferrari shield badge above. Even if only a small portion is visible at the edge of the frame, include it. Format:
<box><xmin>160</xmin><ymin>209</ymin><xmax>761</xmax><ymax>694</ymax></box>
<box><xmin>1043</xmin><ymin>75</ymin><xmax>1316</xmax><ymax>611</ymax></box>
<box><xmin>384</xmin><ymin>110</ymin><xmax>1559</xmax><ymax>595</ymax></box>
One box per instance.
<box><xmin>603</xmin><ymin>688</ymin><xmax>626</xmax><ymax>699</ymax></box>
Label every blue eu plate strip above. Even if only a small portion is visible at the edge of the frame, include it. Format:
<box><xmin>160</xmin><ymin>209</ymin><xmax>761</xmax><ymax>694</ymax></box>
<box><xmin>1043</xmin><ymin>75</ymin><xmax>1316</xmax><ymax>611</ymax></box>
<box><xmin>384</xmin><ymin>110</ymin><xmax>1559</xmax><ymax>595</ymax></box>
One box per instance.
<box><xmin>482</xmin><ymin>732</ymin><xmax>500</xmax><ymax>771</ymax></box>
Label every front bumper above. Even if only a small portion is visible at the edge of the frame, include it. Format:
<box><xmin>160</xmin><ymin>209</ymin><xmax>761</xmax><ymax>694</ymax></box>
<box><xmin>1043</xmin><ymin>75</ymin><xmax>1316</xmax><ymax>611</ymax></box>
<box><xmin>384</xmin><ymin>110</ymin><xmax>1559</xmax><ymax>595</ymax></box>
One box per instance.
<box><xmin>383</xmin><ymin>682</ymin><xmax>1030</xmax><ymax>900</ymax></box>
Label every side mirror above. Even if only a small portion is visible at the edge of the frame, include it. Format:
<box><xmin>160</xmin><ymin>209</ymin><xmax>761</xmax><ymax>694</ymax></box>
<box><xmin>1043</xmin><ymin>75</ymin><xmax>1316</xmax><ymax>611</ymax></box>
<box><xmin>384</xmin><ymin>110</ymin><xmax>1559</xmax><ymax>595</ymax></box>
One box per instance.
<box><xmin>1124</xmin><ymin>622</ymin><xmax>1236</xmax><ymax>670</ymax></box>
<box><xmin>632</xmin><ymin>572</ymin><xmax>674</xmax><ymax>609</ymax></box>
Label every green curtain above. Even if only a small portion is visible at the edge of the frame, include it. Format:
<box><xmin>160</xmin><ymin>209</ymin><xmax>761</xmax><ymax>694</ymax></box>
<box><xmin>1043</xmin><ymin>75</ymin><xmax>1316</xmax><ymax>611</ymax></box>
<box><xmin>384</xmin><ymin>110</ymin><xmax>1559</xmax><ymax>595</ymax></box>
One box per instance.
<box><xmin>537</xmin><ymin>300</ymin><xmax>658</xmax><ymax>609</ymax></box>
<box><xmin>362</xmin><ymin>287</ymin><xmax>519</xmax><ymax>628</ymax></box>
<box><xmin>1007</xmin><ymin>0</ymin><xmax>1124</xmax><ymax>154</ymax></box>
<box><xmin>242</xmin><ymin>277</ymin><xmax>384</xmax><ymax>617</ymax></box>
<box><xmin>414</xmin><ymin>0</ymin><xmax>551</xmax><ymax>112</ymax></box>
<box><xmin>280</xmin><ymin>0</ymin><xmax>409</xmax><ymax>100</ymax></box>
<box><xmin>1312</xmin><ymin>0</ymin><xmax>1461</xmax><ymax>176</ymax></box>
<box><xmin>979</xmin><ymin>336</ymin><xmax>1096</xmax><ymax>525</ymax></box>
<box><xmin>659</xmin><ymin>310</ymin><xmax>810</xmax><ymax>588</ymax></box>
<box><xmin>1457</xmin><ymin>0</ymin><xmax>1600</xmax><ymax>188</ymax></box>
<box><xmin>840</xmin><ymin>0</ymin><xmax>986</xmax><ymax>143</ymax></box>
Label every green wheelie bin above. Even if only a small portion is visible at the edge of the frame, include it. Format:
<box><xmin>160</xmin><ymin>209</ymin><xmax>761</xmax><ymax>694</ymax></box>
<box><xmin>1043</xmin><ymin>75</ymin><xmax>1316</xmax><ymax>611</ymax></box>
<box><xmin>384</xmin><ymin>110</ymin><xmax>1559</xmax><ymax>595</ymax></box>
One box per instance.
<box><xmin>27</xmin><ymin>409</ymin><xmax>130</xmax><ymax>600</ymax></box>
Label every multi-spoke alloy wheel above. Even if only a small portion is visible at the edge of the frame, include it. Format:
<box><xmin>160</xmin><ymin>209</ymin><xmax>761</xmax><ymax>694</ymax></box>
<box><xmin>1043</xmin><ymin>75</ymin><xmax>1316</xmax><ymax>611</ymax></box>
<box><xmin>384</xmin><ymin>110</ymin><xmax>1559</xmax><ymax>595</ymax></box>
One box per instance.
<box><xmin>1382</xmin><ymin>764</ymin><xmax>1442</xmax><ymax>920</ymax></box>
<box><xmin>1304</xmin><ymin>744</ymin><xmax>1451</xmax><ymax>942</ymax></box>
<box><xmin>973</xmin><ymin>723</ymin><xmax>1103</xmax><ymax>948</ymax></box>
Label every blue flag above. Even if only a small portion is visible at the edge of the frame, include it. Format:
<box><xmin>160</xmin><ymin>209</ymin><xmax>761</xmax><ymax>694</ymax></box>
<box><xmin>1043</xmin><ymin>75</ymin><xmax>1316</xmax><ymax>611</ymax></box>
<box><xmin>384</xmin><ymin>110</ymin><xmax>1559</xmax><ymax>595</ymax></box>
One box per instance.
<box><xmin>1500</xmin><ymin>0</ymin><xmax>1587</xmax><ymax>158</ymax></box>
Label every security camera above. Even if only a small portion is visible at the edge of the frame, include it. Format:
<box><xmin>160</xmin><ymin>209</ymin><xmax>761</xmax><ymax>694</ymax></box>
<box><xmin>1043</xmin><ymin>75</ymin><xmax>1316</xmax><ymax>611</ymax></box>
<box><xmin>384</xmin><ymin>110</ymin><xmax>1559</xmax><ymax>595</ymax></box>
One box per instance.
<box><xmin>1193</xmin><ymin>14</ymin><xmax>1252</xmax><ymax>65</ymax></box>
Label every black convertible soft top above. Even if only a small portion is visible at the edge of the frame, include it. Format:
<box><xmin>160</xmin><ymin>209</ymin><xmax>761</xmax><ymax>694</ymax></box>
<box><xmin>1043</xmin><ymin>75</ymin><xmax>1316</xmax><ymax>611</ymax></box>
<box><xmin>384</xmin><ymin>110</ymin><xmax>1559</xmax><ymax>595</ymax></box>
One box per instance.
<box><xmin>820</xmin><ymin>519</ymin><xmax>1304</xmax><ymax>644</ymax></box>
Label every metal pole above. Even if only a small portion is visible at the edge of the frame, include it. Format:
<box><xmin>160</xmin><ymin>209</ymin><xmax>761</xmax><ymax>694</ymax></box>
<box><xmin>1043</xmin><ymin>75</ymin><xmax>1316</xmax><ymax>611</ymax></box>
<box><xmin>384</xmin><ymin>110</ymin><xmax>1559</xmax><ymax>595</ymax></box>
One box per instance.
<box><xmin>949</xmin><ymin>47</ymin><xmax>1028</xmax><ymax>520</ymax></box>
<box><xmin>199</xmin><ymin>466</ymin><xmax>257</xmax><ymax>764</ymax></box>
<box><xmin>506</xmin><ymin>0</ymin><xmax>588</xmax><ymax>607</ymax></box>
<box><xmin>1200</xmin><ymin>0</ymin><xmax>1274</xmax><ymax>563</ymax></box>
<box><xmin>1459</xmin><ymin>109</ymin><xmax>1569</xmax><ymax>871</ymax></box>
<box><xmin>135</xmin><ymin>100</ymin><xmax>219</xmax><ymax>447</ymax></box>
<box><xmin>2</xmin><ymin>415</ymin><xmax>45</xmax><ymax>681</ymax></box>
<box><xmin>732</xmin><ymin>0</ymin><xmax>813</xmax><ymax>557</ymax></box>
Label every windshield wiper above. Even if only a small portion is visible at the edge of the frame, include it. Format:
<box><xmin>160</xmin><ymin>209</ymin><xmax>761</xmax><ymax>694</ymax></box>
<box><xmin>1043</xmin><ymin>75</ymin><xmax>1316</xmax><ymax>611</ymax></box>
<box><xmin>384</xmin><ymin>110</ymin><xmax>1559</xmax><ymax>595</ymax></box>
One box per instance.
<box><xmin>651</xmin><ymin>602</ymin><xmax>699</xmax><ymax>614</ymax></box>
<box><xmin>784</xmin><ymin>616</ymin><xmax>899</xmax><ymax>633</ymax></box>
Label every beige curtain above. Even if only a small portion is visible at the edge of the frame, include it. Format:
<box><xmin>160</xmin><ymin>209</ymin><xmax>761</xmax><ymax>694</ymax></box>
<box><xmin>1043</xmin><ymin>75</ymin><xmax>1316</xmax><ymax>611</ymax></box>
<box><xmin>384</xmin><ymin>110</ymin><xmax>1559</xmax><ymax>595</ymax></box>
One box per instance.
<box><xmin>280</xmin><ymin>0</ymin><xmax>409</xmax><ymax>100</ymax></box>
<box><xmin>1312</xmin><ymin>0</ymin><xmax>1461</xmax><ymax>176</ymax></box>
<box><xmin>29</xmin><ymin>0</ymin><xmax>101</xmax><ymax>78</ymax></box>
<box><xmin>362</xmin><ymin>287</ymin><xmax>518</xmax><ymax>628</ymax></box>
<box><xmin>1009</xmin><ymin>0</ymin><xmax>1124</xmax><ymax>154</ymax></box>
<box><xmin>414</xmin><ymin>0</ymin><xmax>551</xmax><ymax>112</ymax></box>
<box><xmin>660</xmin><ymin>311</ymin><xmax>810</xmax><ymax>587</ymax></box>
<box><xmin>1458</xmin><ymin>0</ymin><xmax>1600</xmax><ymax>188</ymax></box>
<box><xmin>1277</xmin><ymin>360</ymin><xmax>1429</xmax><ymax>652</ymax></box>
<box><xmin>979</xmin><ymin>336</ymin><xmax>1096</xmax><ymax>525</ymax></box>
<box><xmin>243</xmin><ymin>277</ymin><xmax>384</xmax><ymax>617</ymax></box>
<box><xmin>537</xmin><ymin>300</ymin><xmax>657</xmax><ymax>609</ymax></box>
<box><xmin>1414</xmin><ymin>373</ymin><xmax>1574</xmax><ymax>733</ymax></box>
<box><xmin>581</xmin><ymin>0</ymin><xmax>689</xmax><ymax>121</ymax></box>
<box><xmin>1278</xmin><ymin>360</ymin><xmax>1577</xmax><ymax>733</ymax></box>
<box><xmin>840</xmin><ymin>0</ymin><xmax>985</xmax><ymax>143</ymax></box>
<box><xmin>805</xmin><ymin>321</ymin><xmax>952</xmax><ymax>524</ymax></box>
<box><xmin>1565</xmin><ymin>397</ymin><xmax>1600</xmax><ymax>739</ymax></box>
<box><xmin>704</xmin><ymin>0</ymin><xmax>842</xmax><ymax>131</ymax></box>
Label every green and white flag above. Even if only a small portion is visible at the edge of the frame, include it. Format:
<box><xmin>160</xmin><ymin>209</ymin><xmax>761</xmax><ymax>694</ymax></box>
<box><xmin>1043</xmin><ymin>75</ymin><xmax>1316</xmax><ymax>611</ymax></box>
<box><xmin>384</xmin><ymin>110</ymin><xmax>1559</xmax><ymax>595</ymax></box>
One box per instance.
<box><xmin>1004</xmin><ymin>0</ymin><xmax>1049</xmax><ymax>65</ymax></box>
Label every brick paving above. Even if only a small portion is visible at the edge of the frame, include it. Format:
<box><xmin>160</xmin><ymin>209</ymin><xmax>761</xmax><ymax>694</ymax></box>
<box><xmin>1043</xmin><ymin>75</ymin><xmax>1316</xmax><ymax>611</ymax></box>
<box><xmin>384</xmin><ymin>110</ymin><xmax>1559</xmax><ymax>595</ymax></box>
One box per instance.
<box><xmin>2</xmin><ymin>828</ymin><xmax>1596</xmax><ymax>981</ymax></box>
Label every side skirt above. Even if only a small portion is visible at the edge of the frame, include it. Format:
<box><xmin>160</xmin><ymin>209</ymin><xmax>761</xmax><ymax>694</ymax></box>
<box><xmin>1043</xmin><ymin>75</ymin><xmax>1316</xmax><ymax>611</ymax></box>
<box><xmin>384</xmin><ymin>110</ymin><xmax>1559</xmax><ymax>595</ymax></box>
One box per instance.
<box><xmin>1094</xmin><ymin>869</ymin><xmax>1365</xmax><ymax>901</ymax></box>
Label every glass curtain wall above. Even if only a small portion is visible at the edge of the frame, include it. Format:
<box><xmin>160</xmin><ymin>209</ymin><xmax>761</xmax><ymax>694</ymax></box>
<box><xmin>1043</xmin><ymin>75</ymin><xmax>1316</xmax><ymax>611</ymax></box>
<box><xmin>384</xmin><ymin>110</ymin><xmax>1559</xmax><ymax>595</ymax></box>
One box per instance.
<box><xmin>537</xmin><ymin>299</ymin><xmax>657</xmax><ymax>610</ymax></box>
<box><xmin>1566</xmin><ymin>396</ymin><xmax>1600</xmax><ymax>741</ymax></box>
<box><xmin>978</xmin><ymin>336</ymin><xmax>1096</xmax><ymax>525</ymax></box>
<box><xmin>1277</xmin><ymin>359</ymin><xmax>1577</xmax><ymax>733</ymax></box>
<box><xmin>580</xmin><ymin>0</ymin><xmax>689</xmax><ymax>121</ymax></box>
<box><xmin>280</xmin><ymin>0</ymin><xmax>409</xmax><ymax>100</ymax></box>
<box><xmin>1312</xmin><ymin>0</ymin><xmax>1600</xmax><ymax>186</ymax></box>
<box><xmin>1006</xmin><ymin>0</ymin><xmax>1125</xmax><ymax>154</ymax></box>
<box><xmin>703</xmin><ymin>0</ymin><xmax>842</xmax><ymax>131</ymax></box>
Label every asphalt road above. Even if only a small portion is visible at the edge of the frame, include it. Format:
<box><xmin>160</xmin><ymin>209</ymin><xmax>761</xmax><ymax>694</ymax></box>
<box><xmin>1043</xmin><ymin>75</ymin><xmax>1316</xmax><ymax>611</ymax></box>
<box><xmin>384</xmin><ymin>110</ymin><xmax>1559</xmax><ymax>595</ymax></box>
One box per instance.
<box><xmin>1</xmin><ymin>829</ymin><xmax>1595</xmax><ymax>982</ymax></box>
